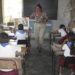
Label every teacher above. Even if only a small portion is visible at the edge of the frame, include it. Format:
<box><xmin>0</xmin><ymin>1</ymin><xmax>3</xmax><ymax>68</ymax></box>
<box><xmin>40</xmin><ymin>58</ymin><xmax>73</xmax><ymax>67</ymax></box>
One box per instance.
<box><xmin>30</xmin><ymin>3</ymin><xmax>48</xmax><ymax>52</ymax></box>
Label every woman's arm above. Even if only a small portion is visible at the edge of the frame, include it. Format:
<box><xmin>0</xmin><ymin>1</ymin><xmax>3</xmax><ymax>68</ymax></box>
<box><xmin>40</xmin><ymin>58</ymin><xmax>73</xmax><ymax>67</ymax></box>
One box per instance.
<box><xmin>43</xmin><ymin>12</ymin><xmax>48</xmax><ymax>22</ymax></box>
<box><xmin>30</xmin><ymin>13</ymin><xmax>35</xmax><ymax>19</ymax></box>
<box><xmin>41</xmin><ymin>12</ymin><xmax>48</xmax><ymax>23</ymax></box>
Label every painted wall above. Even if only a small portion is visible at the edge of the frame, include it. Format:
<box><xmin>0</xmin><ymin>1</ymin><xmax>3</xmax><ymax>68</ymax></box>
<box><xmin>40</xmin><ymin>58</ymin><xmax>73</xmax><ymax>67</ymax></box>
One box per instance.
<box><xmin>29</xmin><ymin>20</ymin><xmax>52</xmax><ymax>39</ymax></box>
<box><xmin>30</xmin><ymin>0</ymin><xmax>71</xmax><ymax>39</ymax></box>
<box><xmin>52</xmin><ymin>0</ymin><xmax>71</xmax><ymax>31</ymax></box>
<box><xmin>0</xmin><ymin>0</ymin><xmax>3</xmax><ymax>23</ymax></box>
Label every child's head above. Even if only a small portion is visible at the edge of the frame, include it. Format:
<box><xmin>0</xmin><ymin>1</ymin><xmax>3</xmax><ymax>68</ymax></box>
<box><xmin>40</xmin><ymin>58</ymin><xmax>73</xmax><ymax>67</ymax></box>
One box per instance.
<box><xmin>18</xmin><ymin>24</ymin><xmax>24</xmax><ymax>30</ymax></box>
<box><xmin>59</xmin><ymin>24</ymin><xmax>66</xmax><ymax>29</ymax></box>
<box><xmin>0</xmin><ymin>32</ymin><xmax>9</xmax><ymax>43</ymax></box>
<box><xmin>68</xmin><ymin>31</ymin><xmax>75</xmax><ymax>41</ymax></box>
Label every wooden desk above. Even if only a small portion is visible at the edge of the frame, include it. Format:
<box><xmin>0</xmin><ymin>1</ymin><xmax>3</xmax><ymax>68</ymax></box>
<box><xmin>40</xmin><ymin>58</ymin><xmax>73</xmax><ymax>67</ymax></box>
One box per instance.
<box><xmin>49</xmin><ymin>32</ymin><xmax>61</xmax><ymax>47</ymax></box>
<box><xmin>49</xmin><ymin>32</ymin><xmax>63</xmax><ymax>75</ymax></box>
<box><xmin>0</xmin><ymin>57</ymin><xmax>22</xmax><ymax>69</ymax></box>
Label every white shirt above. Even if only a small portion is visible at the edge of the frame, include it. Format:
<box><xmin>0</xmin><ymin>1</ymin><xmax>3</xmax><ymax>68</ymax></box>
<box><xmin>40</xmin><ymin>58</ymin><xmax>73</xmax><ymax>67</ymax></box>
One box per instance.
<box><xmin>72</xmin><ymin>28</ymin><xmax>75</xmax><ymax>33</ymax></box>
<box><xmin>5</xmin><ymin>31</ymin><xmax>15</xmax><ymax>36</ymax></box>
<box><xmin>15</xmin><ymin>30</ymin><xmax>28</xmax><ymax>40</ymax></box>
<box><xmin>62</xmin><ymin>44</ymin><xmax>74</xmax><ymax>57</ymax></box>
<box><xmin>0</xmin><ymin>44</ymin><xmax>21</xmax><ymax>58</ymax></box>
<box><xmin>58</xmin><ymin>29</ymin><xmax>67</xmax><ymax>37</ymax></box>
<box><xmin>0</xmin><ymin>43</ymin><xmax>21</xmax><ymax>71</ymax></box>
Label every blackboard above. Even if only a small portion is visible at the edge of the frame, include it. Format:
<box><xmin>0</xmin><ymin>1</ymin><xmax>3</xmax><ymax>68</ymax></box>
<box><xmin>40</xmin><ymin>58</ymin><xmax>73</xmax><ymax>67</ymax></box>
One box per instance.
<box><xmin>22</xmin><ymin>0</ymin><xmax>58</xmax><ymax>20</ymax></box>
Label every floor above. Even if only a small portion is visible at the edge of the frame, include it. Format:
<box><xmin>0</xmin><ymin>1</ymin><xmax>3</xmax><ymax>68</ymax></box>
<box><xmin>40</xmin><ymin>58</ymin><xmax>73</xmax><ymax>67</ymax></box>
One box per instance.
<box><xmin>23</xmin><ymin>39</ymin><xmax>53</xmax><ymax>75</ymax></box>
<box><xmin>22</xmin><ymin>39</ymin><xmax>72</xmax><ymax>75</ymax></box>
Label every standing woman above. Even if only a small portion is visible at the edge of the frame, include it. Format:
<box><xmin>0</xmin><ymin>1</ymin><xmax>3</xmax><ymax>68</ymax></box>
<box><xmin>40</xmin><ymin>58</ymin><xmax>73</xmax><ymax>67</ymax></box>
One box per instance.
<box><xmin>30</xmin><ymin>3</ymin><xmax>48</xmax><ymax>52</ymax></box>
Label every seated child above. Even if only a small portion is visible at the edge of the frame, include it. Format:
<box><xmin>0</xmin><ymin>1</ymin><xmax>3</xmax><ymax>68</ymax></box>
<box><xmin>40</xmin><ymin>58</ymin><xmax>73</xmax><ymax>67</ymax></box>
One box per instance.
<box><xmin>51</xmin><ymin>24</ymin><xmax>68</xmax><ymax>52</ymax></box>
<box><xmin>62</xmin><ymin>31</ymin><xmax>75</xmax><ymax>67</ymax></box>
<box><xmin>15</xmin><ymin>24</ymin><xmax>28</xmax><ymax>47</ymax></box>
<box><xmin>0</xmin><ymin>32</ymin><xmax>21</xmax><ymax>75</ymax></box>
<box><xmin>57</xmin><ymin>24</ymin><xmax>68</xmax><ymax>44</ymax></box>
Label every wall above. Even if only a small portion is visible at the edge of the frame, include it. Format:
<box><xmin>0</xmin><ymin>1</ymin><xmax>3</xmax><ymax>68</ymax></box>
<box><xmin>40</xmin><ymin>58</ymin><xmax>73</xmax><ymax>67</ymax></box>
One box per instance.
<box><xmin>52</xmin><ymin>0</ymin><xmax>71</xmax><ymax>31</ymax></box>
<box><xmin>2</xmin><ymin>0</ymin><xmax>22</xmax><ymax>23</ymax></box>
<box><xmin>30</xmin><ymin>0</ymin><xmax>71</xmax><ymax>39</ymax></box>
<box><xmin>29</xmin><ymin>20</ymin><xmax>52</xmax><ymax>39</ymax></box>
<box><xmin>23</xmin><ymin>0</ymin><xmax>58</xmax><ymax>20</ymax></box>
<box><xmin>0</xmin><ymin>0</ymin><xmax>3</xmax><ymax>23</ymax></box>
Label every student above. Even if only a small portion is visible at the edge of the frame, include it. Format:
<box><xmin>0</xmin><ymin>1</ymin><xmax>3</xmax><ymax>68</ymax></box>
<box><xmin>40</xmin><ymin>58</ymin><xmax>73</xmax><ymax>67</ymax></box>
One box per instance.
<box><xmin>0</xmin><ymin>32</ymin><xmax>21</xmax><ymax>75</ymax></box>
<box><xmin>15</xmin><ymin>24</ymin><xmax>28</xmax><ymax>47</ymax></box>
<box><xmin>56</xmin><ymin>24</ymin><xmax>68</xmax><ymax>44</ymax></box>
<box><xmin>58</xmin><ymin>24</ymin><xmax>67</xmax><ymax>37</ymax></box>
<box><xmin>51</xmin><ymin>24</ymin><xmax>68</xmax><ymax>52</ymax></box>
<box><xmin>62</xmin><ymin>32</ymin><xmax>75</xmax><ymax>66</ymax></box>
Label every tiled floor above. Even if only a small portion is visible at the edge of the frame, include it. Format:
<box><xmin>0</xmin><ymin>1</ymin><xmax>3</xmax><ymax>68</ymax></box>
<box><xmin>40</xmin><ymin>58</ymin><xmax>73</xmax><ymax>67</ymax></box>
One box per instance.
<box><xmin>23</xmin><ymin>39</ymin><xmax>53</xmax><ymax>75</ymax></box>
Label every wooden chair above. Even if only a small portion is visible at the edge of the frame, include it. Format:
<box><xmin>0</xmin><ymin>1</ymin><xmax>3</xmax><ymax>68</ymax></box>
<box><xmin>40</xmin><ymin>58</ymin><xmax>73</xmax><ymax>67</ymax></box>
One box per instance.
<box><xmin>0</xmin><ymin>58</ymin><xmax>22</xmax><ymax>75</ymax></box>
<box><xmin>50</xmin><ymin>32</ymin><xmax>61</xmax><ymax>44</ymax></box>
<box><xmin>21</xmin><ymin>47</ymin><xmax>28</xmax><ymax>56</ymax></box>
<box><xmin>58</xmin><ymin>55</ymin><xmax>65</xmax><ymax>75</ymax></box>
<box><xmin>18</xmin><ymin>43</ymin><xmax>30</xmax><ymax>56</ymax></box>
<box><xmin>54</xmin><ymin>50</ymin><xmax>64</xmax><ymax>75</ymax></box>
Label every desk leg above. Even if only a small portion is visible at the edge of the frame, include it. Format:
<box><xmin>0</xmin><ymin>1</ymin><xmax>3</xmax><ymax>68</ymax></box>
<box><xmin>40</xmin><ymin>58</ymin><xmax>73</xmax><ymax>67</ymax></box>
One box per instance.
<box><xmin>52</xmin><ymin>51</ymin><xmax>56</xmax><ymax>75</ymax></box>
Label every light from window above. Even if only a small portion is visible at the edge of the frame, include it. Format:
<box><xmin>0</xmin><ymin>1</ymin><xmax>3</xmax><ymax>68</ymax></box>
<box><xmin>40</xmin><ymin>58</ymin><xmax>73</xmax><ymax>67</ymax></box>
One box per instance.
<box><xmin>3</xmin><ymin>0</ymin><xmax>23</xmax><ymax>23</ymax></box>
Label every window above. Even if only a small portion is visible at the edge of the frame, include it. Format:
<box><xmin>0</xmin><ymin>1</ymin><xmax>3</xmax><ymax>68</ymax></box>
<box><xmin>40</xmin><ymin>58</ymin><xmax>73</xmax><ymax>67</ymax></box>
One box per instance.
<box><xmin>3</xmin><ymin>0</ymin><xmax>23</xmax><ymax>23</ymax></box>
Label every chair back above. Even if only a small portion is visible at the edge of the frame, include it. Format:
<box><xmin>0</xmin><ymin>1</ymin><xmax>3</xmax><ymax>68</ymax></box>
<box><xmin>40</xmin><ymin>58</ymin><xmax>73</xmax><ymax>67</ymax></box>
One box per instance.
<box><xmin>0</xmin><ymin>58</ymin><xmax>22</xmax><ymax>70</ymax></box>
<box><xmin>21</xmin><ymin>47</ymin><xmax>27</xmax><ymax>56</ymax></box>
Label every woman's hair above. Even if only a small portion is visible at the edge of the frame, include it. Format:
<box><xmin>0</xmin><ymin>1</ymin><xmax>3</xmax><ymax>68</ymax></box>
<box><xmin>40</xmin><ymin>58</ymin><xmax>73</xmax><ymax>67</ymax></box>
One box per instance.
<box><xmin>18</xmin><ymin>24</ymin><xmax>24</xmax><ymax>30</ymax></box>
<box><xmin>0</xmin><ymin>32</ymin><xmax>9</xmax><ymax>43</ymax></box>
<box><xmin>36</xmin><ymin>3</ymin><xmax>43</xmax><ymax>12</ymax></box>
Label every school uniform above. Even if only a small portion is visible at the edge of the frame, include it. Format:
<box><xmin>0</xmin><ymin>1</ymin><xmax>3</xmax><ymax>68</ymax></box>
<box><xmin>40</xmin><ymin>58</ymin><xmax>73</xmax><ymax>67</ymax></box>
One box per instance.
<box><xmin>0</xmin><ymin>43</ymin><xmax>21</xmax><ymax>58</ymax></box>
<box><xmin>15</xmin><ymin>30</ymin><xmax>28</xmax><ymax>47</ymax></box>
<box><xmin>58</xmin><ymin>29</ymin><xmax>67</xmax><ymax>37</ymax></box>
<box><xmin>58</xmin><ymin>28</ymin><xmax>67</xmax><ymax>44</ymax></box>
<box><xmin>15</xmin><ymin>30</ymin><xmax>27</xmax><ymax>41</ymax></box>
<box><xmin>0</xmin><ymin>43</ymin><xmax>21</xmax><ymax>75</ymax></box>
<box><xmin>62</xmin><ymin>42</ymin><xmax>75</xmax><ymax>67</ymax></box>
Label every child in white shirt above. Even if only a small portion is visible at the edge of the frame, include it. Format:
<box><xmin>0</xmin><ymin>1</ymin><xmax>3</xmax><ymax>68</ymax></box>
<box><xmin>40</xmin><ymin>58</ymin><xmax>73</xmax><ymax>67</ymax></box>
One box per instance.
<box><xmin>0</xmin><ymin>32</ymin><xmax>21</xmax><ymax>75</ymax></box>
<box><xmin>15</xmin><ymin>24</ymin><xmax>28</xmax><ymax>47</ymax></box>
<box><xmin>62</xmin><ymin>32</ymin><xmax>75</xmax><ymax>67</ymax></box>
<box><xmin>52</xmin><ymin>24</ymin><xmax>68</xmax><ymax>52</ymax></box>
<box><xmin>58</xmin><ymin>24</ymin><xmax>68</xmax><ymax>44</ymax></box>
